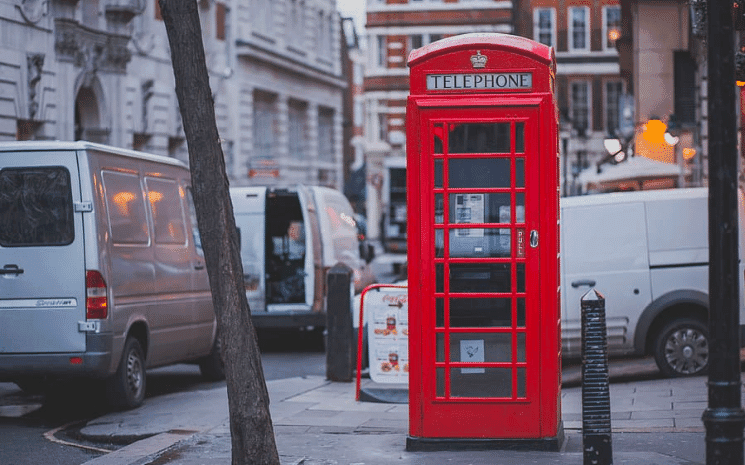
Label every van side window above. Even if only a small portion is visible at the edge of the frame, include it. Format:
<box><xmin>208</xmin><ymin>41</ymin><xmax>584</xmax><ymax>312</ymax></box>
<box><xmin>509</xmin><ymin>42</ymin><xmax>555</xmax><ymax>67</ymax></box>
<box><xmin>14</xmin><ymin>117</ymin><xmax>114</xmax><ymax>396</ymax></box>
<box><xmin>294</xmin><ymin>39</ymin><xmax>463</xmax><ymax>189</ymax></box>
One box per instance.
<box><xmin>102</xmin><ymin>171</ymin><xmax>150</xmax><ymax>245</ymax></box>
<box><xmin>185</xmin><ymin>188</ymin><xmax>204</xmax><ymax>256</ymax></box>
<box><xmin>0</xmin><ymin>166</ymin><xmax>74</xmax><ymax>246</ymax></box>
<box><xmin>145</xmin><ymin>177</ymin><xmax>187</xmax><ymax>245</ymax></box>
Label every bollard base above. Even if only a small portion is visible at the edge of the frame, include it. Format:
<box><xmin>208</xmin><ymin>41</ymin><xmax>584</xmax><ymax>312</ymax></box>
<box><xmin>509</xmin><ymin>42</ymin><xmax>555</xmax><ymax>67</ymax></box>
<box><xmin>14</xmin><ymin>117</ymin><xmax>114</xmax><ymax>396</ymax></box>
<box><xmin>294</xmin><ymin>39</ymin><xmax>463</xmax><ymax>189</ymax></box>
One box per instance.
<box><xmin>406</xmin><ymin>423</ymin><xmax>564</xmax><ymax>452</ymax></box>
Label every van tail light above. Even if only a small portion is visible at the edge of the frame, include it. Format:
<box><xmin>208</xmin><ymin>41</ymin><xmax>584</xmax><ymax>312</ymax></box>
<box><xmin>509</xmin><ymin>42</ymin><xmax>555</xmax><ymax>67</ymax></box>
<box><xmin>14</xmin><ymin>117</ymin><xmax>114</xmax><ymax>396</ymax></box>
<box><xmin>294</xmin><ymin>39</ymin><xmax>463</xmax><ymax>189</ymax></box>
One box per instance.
<box><xmin>86</xmin><ymin>270</ymin><xmax>108</xmax><ymax>319</ymax></box>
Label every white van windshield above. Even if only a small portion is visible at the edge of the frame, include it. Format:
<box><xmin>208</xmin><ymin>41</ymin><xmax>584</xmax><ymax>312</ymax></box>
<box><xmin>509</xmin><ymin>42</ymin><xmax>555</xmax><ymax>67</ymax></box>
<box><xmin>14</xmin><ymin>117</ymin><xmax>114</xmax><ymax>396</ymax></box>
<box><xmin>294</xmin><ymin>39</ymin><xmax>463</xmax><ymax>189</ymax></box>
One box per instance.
<box><xmin>322</xmin><ymin>192</ymin><xmax>359</xmax><ymax>263</ymax></box>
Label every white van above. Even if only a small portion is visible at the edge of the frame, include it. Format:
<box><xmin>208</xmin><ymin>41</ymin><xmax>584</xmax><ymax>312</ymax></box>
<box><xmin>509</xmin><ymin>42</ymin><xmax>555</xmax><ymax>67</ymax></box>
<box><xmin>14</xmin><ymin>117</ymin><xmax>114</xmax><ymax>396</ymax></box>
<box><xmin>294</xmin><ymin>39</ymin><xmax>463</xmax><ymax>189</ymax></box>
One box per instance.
<box><xmin>561</xmin><ymin>187</ymin><xmax>745</xmax><ymax>377</ymax></box>
<box><xmin>0</xmin><ymin>141</ymin><xmax>223</xmax><ymax>409</ymax></box>
<box><xmin>230</xmin><ymin>186</ymin><xmax>376</xmax><ymax>330</ymax></box>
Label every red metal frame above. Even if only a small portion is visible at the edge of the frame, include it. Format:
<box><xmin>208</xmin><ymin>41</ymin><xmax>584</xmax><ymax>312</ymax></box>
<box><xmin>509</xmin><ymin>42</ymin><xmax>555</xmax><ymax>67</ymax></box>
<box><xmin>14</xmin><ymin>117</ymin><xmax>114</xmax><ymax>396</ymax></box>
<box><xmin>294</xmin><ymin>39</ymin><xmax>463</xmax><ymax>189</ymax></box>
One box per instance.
<box><xmin>406</xmin><ymin>34</ymin><xmax>559</xmax><ymax>441</ymax></box>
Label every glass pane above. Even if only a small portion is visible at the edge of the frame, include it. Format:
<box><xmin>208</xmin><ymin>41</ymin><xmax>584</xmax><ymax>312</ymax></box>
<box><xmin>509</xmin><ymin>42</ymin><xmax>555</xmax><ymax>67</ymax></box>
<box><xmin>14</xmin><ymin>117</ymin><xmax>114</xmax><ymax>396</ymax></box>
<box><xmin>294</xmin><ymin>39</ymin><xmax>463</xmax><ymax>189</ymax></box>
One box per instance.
<box><xmin>450</xmin><ymin>193</ymin><xmax>511</xmax><ymax>224</ymax></box>
<box><xmin>434</xmin><ymin>159</ymin><xmax>443</xmax><ymax>188</ymax></box>
<box><xmin>517</xmin><ymin>332</ymin><xmax>526</xmax><ymax>362</ymax></box>
<box><xmin>517</xmin><ymin>298</ymin><xmax>525</xmax><ymax>327</ymax></box>
<box><xmin>516</xmin><ymin>158</ymin><xmax>524</xmax><ymax>188</ymax></box>
<box><xmin>0</xmin><ymin>167</ymin><xmax>74</xmax><ymax>246</ymax></box>
<box><xmin>436</xmin><ymin>298</ymin><xmax>445</xmax><ymax>327</ymax></box>
<box><xmin>448</xmin><ymin>123</ymin><xmax>510</xmax><ymax>153</ymax></box>
<box><xmin>436</xmin><ymin>263</ymin><xmax>444</xmax><ymax>293</ymax></box>
<box><xmin>448</xmin><ymin>333</ymin><xmax>511</xmax><ymax>363</ymax></box>
<box><xmin>449</xmin><ymin>158</ymin><xmax>510</xmax><ymax>188</ymax></box>
<box><xmin>435</xmin><ymin>193</ymin><xmax>443</xmax><ymax>223</ymax></box>
<box><xmin>146</xmin><ymin>178</ymin><xmax>186</xmax><ymax>245</ymax></box>
<box><xmin>436</xmin><ymin>367</ymin><xmax>445</xmax><ymax>397</ymax></box>
<box><xmin>517</xmin><ymin>263</ymin><xmax>525</xmax><ymax>292</ymax></box>
<box><xmin>449</xmin><ymin>228</ymin><xmax>510</xmax><ymax>258</ymax></box>
<box><xmin>515</xmin><ymin>122</ymin><xmax>525</xmax><ymax>153</ymax></box>
<box><xmin>516</xmin><ymin>193</ymin><xmax>525</xmax><ymax>223</ymax></box>
<box><xmin>450</xmin><ymin>263</ymin><xmax>511</xmax><ymax>293</ymax></box>
<box><xmin>450</xmin><ymin>367</ymin><xmax>512</xmax><ymax>398</ymax></box>
<box><xmin>433</xmin><ymin>124</ymin><xmax>444</xmax><ymax>154</ymax></box>
<box><xmin>435</xmin><ymin>229</ymin><xmax>444</xmax><ymax>257</ymax></box>
<box><xmin>517</xmin><ymin>367</ymin><xmax>526</xmax><ymax>398</ymax></box>
<box><xmin>436</xmin><ymin>332</ymin><xmax>445</xmax><ymax>362</ymax></box>
<box><xmin>103</xmin><ymin>171</ymin><xmax>149</xmax><ymax>244</ymax></box>
<box><xmin>450</xmin><ymin>298</ymin><xmax>511</xmax><ymax>327</ymax></box>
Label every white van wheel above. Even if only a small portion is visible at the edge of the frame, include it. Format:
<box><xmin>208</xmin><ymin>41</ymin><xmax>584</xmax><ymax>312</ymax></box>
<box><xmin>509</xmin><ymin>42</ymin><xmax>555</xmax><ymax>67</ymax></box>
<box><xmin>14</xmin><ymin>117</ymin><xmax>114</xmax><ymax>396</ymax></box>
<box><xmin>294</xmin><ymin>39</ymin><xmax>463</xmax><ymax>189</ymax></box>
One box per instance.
<box><xmin>107</xmin><ymin>337</ymin><xmax>146</xmax><ymax>410</ymax></box>
<box><xmin>653</xmin><ymin>318</ymin><xmax>709</xmax><ymax>377</ymax></box>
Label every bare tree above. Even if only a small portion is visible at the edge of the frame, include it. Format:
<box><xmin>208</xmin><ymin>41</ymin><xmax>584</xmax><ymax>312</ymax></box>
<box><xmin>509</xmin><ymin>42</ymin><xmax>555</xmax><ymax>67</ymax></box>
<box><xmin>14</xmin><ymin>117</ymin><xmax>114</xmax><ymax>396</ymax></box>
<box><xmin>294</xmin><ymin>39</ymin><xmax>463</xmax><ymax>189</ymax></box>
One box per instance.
<box><xmin>158</xmin><ymin>1</ymin><xmax>280</xmax><ymax>463</ymax></box>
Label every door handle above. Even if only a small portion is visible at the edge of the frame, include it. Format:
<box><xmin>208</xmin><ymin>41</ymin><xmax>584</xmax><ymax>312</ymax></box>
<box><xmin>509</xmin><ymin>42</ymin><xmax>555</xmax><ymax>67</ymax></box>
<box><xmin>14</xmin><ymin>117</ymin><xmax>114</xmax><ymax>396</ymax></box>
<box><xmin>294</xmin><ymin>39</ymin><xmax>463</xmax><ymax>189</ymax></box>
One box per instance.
<box><xmin>571</xmin><ymin>279</ymin><xmax>596</xmax><ymax>288</ymax></box>
<box><xmin>529</xmin><ymin>230</ymin><xmax>539</xmax><ymax>248</ymax></box>
<box><xmin>194</xmin><ymin>263</ymin><xmax>205</xmax><ymax>270</ymax></box>
<box><xmin>0</xmin><ymin>265</ymin><xmax>24</xmax><ymax>275</ymax></box>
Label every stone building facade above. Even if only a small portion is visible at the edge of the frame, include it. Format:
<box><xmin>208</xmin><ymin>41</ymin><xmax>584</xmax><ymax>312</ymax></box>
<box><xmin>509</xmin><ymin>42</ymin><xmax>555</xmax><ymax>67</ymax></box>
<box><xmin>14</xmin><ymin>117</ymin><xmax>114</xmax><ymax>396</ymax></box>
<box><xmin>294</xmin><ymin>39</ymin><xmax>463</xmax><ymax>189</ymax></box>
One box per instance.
<box><xmin>1</xmin><ymin>0</ymin><xmax>347</xmax><ymax>190</ymax></box>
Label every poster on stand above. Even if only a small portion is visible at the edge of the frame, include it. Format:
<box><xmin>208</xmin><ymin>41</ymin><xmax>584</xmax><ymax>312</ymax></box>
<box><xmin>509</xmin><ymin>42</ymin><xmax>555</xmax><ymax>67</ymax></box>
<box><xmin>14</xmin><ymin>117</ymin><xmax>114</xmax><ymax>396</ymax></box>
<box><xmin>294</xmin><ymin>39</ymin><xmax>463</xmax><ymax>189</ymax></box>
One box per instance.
<box><xmin>364</xmin><ymin>286</ymin><xmax>409</xmax><ymax>384</ymax></box>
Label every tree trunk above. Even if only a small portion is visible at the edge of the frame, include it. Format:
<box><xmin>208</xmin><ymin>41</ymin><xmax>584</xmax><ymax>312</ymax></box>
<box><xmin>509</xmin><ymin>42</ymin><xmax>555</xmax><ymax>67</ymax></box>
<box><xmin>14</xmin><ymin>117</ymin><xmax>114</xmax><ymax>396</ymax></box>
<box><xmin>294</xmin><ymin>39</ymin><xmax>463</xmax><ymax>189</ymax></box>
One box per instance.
<box><xmin>158</xmin><ymin>2</ymin><xmax>280</xmax><ymax>464</ymax></box>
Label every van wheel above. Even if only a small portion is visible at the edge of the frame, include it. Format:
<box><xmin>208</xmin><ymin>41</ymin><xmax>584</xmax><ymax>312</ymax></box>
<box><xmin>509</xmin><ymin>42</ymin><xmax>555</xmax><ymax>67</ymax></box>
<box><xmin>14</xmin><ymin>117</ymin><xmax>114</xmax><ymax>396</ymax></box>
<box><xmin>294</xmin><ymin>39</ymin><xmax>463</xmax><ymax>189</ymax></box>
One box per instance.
<box><xmin>106</xmin><ymin>337</ymin><xmax>146</xmax><ymax>410</ymax></box>
<box><xmin>199</xmin><ymin>335</ymin><xmax>226</xmax><ymax>381</ymax></box>
<box><xmin>653</xmin><ymin>318</ymin><xmax>709</xmax><ymax>377</ymax></box>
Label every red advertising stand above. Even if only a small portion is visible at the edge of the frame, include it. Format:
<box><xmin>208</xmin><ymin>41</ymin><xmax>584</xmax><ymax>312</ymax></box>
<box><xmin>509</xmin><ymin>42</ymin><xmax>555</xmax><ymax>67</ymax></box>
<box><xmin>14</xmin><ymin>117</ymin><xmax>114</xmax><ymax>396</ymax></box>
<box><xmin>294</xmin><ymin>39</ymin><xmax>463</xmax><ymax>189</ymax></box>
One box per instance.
<box><xmin>405</xmin><ymin>33</ymin><xmax>562</xmax><ymax>451</ymax></box>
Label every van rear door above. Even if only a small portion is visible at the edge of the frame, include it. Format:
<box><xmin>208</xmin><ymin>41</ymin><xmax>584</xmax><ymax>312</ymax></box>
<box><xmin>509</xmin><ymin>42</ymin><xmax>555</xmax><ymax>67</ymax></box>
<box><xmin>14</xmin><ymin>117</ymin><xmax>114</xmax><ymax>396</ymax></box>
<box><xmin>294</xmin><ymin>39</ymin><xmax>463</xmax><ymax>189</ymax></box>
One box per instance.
<box><xmin>0</xmin><ymin>150</ymin><xmax>87</xmax><ymax>353</ymax></box>
<box><xmin>231</xmin><ymin>188</ymin><xmax>267</xmax><ymax>312</ymax></box>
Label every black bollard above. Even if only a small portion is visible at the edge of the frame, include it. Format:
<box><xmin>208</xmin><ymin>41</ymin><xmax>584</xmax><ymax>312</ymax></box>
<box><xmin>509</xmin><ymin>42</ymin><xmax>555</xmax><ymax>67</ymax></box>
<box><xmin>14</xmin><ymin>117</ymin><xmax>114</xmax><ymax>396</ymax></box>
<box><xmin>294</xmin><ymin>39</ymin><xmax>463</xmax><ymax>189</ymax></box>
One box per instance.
<box><xmin>326</xmin><ymin>262</ymin><xmax>354</xmax><ymax>382</ymax></box>
<box><xmin>581</xmin><ymin>289</ymin><xmax>613</xmax><ymax>465</ymax></box>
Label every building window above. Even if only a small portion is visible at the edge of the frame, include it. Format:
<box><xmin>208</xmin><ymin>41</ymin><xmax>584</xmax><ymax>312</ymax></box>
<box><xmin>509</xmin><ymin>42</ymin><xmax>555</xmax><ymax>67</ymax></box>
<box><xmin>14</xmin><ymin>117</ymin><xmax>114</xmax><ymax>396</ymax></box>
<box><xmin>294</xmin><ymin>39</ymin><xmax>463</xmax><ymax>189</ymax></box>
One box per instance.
<box><xmin>254</xmin><ymin>0</ymin><xmax>273</xmax><ymax>36</ymax></box>
<box><xmin>605</xmin><ymin>81</ymin><xmax>623</xmax><ymax>136</ymax></box>
<box><xmin>568</xmin><ymin>7</ymin><xmax>589</xmax><ymax>52</ymax></box>
<box><xmin>408</xmin><ymin>33</ymin><xmax>444</xmax><ymax>56</ymax></box>
<box><xmin>254</xmin><ymin>91</ymin><xmax>278</xmax><ymax>160</ymax></box>
<box><xmin>410</xmin><ymin>34</ymin><xmax>423</xmax><ymax>51</ymax></box>
<box><xmin>354</xmin><ymin>101</ymin><xmax>364</xmax><ymax>128</ymax></box>
<box><xmin>674</xmin><ymin>51</ymin><xmax>696</xmax><ymax>125</ymax></box>
<box><xmin>378</xmin><ymin>113</ymin><xmax>387</xmax><ymax>143</ymax></box>
<box><xmin>376</xmin><ymin>35</ymin><xmax>386</xmax><ymax>67</ymax></box>
<box><xmin>318</xmin><ymin>108</ymin><xmax>334</xmax><ymax>162</ymax></box>
<box><xmin>570</xmin><ymin>81</ymin><xmax>591</xmax><ymax>134</ymax></box>
<box><xmin>16</xmin><ymin>120</ymin><xmax>41</xmax><ymax>141</ymax></box>
<box><xmin>603</xmin><ymin>6</ymin><xmax>621</xmax><ymax>50</ymax></box>
<box><xmin>533</xmin><ymin>8</ymin><xmax>555</xmax><ymax>48</ymax></box>
<box><xmin>216</xmin><ymin>2</ymin><xmax>226</xmax><ymax>40</ymax></box>
<box><xmin>289</xmin><ymin>100</ymin><xmax>308</xmax><ymax>159</ymax></box>
<box><xmin>317</xmin><ymin>11</ymin><xmax>332</xmax><ymax>58</ymax></box>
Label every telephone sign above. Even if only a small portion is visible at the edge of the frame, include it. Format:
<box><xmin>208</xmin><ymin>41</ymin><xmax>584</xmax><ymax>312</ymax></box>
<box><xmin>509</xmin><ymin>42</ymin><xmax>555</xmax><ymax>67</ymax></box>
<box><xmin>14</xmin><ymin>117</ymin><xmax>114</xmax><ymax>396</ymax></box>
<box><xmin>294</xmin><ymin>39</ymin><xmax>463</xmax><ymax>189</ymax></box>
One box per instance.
<box><xmin>406</xmin><ymin>33</ymin><xmax>561</xmax><ymax>450</ymax></box>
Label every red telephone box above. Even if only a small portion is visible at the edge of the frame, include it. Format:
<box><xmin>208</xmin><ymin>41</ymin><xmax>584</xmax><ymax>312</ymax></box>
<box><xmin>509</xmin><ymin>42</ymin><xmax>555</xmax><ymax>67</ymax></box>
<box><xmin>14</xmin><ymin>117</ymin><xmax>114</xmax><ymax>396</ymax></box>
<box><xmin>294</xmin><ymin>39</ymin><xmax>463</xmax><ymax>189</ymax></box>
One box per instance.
<box><xmin>406</xmin><ymin>33</ymin><xmax>561</xmax><ymax>450</ymax></box>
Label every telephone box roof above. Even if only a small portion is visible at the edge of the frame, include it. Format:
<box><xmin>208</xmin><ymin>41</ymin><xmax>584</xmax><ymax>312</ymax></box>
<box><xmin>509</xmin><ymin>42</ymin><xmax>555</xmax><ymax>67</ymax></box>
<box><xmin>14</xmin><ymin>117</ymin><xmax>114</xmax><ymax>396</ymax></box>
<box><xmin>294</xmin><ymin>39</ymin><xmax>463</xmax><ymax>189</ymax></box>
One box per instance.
<box><xmin>408</xmin><ymin>33</ymin><xmax>555</xmax><ymax>70</ymax></box>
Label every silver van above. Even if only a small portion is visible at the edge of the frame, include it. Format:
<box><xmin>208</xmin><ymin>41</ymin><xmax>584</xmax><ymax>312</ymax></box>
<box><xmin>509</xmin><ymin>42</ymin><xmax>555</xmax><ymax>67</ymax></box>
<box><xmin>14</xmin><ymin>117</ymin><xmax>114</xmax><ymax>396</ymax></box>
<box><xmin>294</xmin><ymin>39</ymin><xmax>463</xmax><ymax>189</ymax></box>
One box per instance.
<box><xmin>0</xmin><ymin>141</ymin><xmax>223</xmax><ymax>409</ymax></box>
<box><xmin>230</xmin><ymin>186</ymin><xmax>376</xmax><ymax>330</ymax></box>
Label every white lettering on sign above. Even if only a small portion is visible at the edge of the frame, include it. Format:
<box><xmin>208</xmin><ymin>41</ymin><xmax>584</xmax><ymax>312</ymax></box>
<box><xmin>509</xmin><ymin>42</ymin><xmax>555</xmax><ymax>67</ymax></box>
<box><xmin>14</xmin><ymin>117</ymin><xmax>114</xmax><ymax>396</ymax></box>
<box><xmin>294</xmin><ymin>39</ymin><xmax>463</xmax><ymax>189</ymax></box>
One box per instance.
<box><xmin>427</xmin><ymin>73</ymin><xmax>532</xmax><ymax>91</ymax></box>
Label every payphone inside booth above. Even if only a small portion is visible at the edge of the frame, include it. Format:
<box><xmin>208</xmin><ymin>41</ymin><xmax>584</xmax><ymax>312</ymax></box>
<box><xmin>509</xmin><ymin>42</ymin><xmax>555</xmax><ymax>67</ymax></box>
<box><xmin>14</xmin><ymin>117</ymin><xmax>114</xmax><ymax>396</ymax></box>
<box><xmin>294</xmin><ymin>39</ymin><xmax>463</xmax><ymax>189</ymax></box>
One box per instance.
<box><xmin>406</xmin><ymin>34</ymin><xmax>561</xmax><ymax>450</ymax></box>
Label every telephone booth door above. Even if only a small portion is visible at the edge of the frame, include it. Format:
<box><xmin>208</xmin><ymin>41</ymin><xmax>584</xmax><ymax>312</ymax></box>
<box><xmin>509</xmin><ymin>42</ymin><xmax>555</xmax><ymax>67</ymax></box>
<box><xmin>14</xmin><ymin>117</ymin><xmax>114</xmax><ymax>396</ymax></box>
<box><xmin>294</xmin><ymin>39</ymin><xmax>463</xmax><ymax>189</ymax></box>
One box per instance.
<box><xmin>408</xmin><ymin>102</ymin><xmax>560</xmax><ymax>443</ymax></box>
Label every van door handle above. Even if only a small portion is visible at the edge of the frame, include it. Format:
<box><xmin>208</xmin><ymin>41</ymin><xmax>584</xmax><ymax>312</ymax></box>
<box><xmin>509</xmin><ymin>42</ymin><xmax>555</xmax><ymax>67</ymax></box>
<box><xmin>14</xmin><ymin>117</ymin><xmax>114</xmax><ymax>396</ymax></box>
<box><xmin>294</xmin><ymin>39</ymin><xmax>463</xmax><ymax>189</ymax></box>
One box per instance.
<box><xmin>194</xmin><ymin>263</ymin><xmax>205</xmax><ymax>270</ymax></box>
<box><xmin>571</xmin><ymin>279</ymin><xmax>596</xmax><ymax>288</ymax></box>
<box><xmin>0</xmin><ymin>265</ymin><xmax>24</xmax><ymax>275</ymax></box>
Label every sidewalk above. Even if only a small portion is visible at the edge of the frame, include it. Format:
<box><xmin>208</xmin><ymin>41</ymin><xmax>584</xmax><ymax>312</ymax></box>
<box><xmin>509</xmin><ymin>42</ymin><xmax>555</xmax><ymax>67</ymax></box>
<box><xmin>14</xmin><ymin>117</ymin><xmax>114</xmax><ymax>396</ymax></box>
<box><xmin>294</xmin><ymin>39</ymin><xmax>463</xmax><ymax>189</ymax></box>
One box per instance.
<box><xmin>77</xmin><ymin>363</ymin><xmax>730</xmax><ymax>465</ymax></box>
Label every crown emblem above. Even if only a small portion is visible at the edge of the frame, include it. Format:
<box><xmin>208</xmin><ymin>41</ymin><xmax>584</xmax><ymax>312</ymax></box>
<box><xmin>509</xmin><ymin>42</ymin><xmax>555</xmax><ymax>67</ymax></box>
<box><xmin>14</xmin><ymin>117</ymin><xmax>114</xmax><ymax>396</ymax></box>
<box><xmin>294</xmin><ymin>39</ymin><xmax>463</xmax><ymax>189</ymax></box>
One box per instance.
<box><xmin>470</xmin><ymin>51</ymin><xmax>487</xmax><ymax>69</ymax></box>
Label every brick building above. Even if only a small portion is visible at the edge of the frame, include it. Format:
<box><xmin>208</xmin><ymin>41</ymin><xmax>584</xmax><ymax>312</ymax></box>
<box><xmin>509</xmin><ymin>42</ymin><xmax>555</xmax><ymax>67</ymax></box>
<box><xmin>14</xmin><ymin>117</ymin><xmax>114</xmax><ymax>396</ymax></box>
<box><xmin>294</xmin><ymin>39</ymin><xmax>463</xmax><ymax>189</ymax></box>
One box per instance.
<box><xmin>514</xmin><ymin>0</ymin><xmax>623</xmax><ymax>194</ymax></box>
<box><xmin>363</xmin><ymin>0</ymin><xmax>514</xmax><ymax>242</ymax></box>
